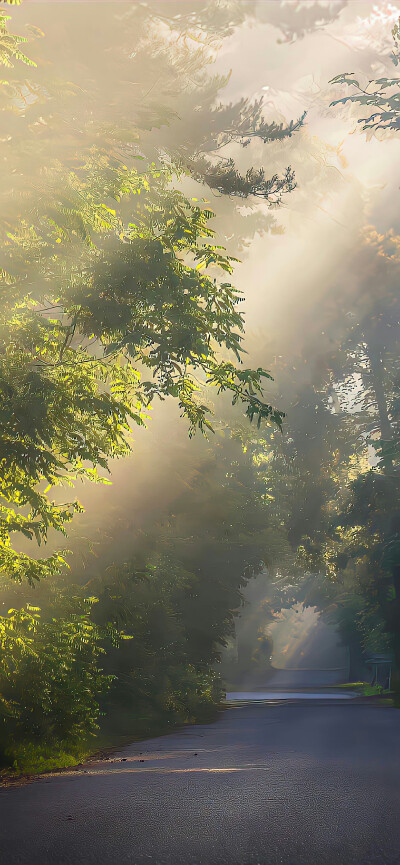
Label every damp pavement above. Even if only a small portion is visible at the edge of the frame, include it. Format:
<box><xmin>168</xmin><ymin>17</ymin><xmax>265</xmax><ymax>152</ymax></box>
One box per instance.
<box><xmin>1</xmin><ymin>698</ymin><xmax>400</xmax><ymax>865</ymax></box>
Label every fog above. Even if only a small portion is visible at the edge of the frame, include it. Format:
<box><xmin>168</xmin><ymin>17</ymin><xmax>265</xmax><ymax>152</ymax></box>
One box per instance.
<box><xmin>3</xmin><ymin>0</ymin><xmax>400</xmax><ymax>684</ymax></box>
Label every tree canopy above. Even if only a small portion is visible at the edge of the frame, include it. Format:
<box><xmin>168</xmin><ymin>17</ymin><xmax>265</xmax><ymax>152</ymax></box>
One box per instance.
<box><xmin>0</xmin><ymin>4</ymin><xmax>301</xmax><ymax>586</ymax></box>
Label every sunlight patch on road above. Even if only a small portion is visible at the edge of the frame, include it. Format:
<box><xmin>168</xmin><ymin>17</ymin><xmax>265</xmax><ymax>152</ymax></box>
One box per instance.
<box><xmin>40</xmin><ymin>766</ymin><xmax>275</xmax><ymax>779</ymax></box>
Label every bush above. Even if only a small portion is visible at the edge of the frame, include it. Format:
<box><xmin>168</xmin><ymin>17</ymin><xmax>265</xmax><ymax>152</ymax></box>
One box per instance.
<box><xmin>0</xmin><ymin>601</ymin><xmax>109</xmax><ymax>771</ymax></box>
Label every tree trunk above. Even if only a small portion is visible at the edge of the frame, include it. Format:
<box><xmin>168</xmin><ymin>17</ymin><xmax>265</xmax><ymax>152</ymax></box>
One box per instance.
<box><xmin>366</xmin><ymin>335</ymin><xmax>399</xmax><ymax>697</ymax></box>
<box><xmin>366</xmin><ymin>340</ymin><xmax>393</xmax><ymax>468</ymax></box>
<box><xmin>390</xmin><ymin>564</ymin><xmax>400</xmax><ymax>703</ymax></box>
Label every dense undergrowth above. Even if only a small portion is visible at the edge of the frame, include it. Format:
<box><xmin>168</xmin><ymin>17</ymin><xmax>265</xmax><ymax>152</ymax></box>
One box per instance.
<box><xmin>0</xmin><ymin>611</ymin><xmax>223</xmax><ymax>776</ymax></box>
<box><xmin>0</xmin><ymin>609</ymin><xmax>223</xmax><ymax>776</ymax></box>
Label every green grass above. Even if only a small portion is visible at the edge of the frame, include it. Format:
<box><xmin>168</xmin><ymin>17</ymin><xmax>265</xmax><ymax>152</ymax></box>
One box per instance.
<box><xmin>331</xmin><ymin>681</ymin><xmax>395</xmax><ymax>700</ymax></box>
<box><xmin>332</xmin><ymin>682</ymin><xmax>365</xmax><ymax>690</ymax></box>
<box><xmin>1</xmin><ymin>740</ymin><xmax>91</xmax><ymax>776</ymax></box>
<box><xmin>332</xmin><ymin>681</ymin><xmax>396</xmax><ymax>703</ymax></box>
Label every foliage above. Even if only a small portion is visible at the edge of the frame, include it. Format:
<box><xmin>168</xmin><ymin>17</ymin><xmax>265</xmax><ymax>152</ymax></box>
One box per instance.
<box><xmin>287</xmin><ymin>282</ymin><xmax>400</xmax><ymax>675</ymax></box>
<box><xmin>0</xmin><ymin>163</ymin><xmax>284</xmax><ymax>586</ymax></box>
<box><xmin>191</xmin><ymin>160</ymin><xmax>296</xmax><ymax>202</ymax></box>
<box><xmin>330</xmin><ymin>18</ymin><xmax>400</xmax><ymax>136</ymax></box>
<box><xmin>185</xmin><ymin>98</ymin><xmax>305</xmax><ymax>204</ymax></box>
<box><xmin>0</xmin><ymin>598</ymin><xmax>109</xmax><ymax>770</ymax></box>
<box><xmin>0</xmin><ymin>5</ymin><xmax>297</xmax><ymax>587</ymax></box>
<box><xmin>330</xmin><ymin>70</ymin><xmax>400</xmax><ymax>135</ymax></box>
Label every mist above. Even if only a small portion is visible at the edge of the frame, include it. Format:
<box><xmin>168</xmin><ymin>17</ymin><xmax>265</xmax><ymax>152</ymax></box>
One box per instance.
<box><xmin>1</xmin><ymin>0</ymin><xmax>400</xmax><ymax>786</ymax></box>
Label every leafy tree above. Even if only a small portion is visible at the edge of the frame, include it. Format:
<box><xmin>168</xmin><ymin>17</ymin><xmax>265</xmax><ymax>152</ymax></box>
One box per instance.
<box><xmin>330</xmin><ymin>16</ymin><xmax>400</xmax><ymax>136</ymax></box>
<box><xmin>285</xmin><ymin>278</ymin><xmax>400</xmax><ymax>678</ymax></box>
<box><xmin>322</xmin><ymin>19</ymin><xmax>400</xmax><ymax>692</ymax></box>
<box><xmin>0</xmin><ymin>6</ymin><xmax>295</xmax><ymax>587</ymax></box>
<box><xmin>287</xmin><ymin>279</ymin><xmax>400</xmax><ymax>680</ymax></box>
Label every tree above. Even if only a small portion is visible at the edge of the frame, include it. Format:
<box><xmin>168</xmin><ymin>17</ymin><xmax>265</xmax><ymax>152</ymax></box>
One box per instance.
<box><xmin>324</xmin><ymin>18</ymin><xmax>400</xmax><ymax>692</ymax></box>
<box><xmin>0</xmin><ymin>6</ymin><xmax>298</xmax><ymax>586</ymax></box>
<box><xmin>330</xmin><ymin>17</ymin><xmax>400</xmax><ymax>137</ymax></box>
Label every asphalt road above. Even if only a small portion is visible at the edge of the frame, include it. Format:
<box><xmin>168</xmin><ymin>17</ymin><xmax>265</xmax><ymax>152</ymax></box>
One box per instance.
<box><xmin>1</xmin><ymin>701</ymin><xmax>400</xmax><ymax>865</ymax></box>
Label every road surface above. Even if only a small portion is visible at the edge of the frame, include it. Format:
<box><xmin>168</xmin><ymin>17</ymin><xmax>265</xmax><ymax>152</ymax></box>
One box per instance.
<box><xmin>1</xmin><ymin>700</ymin><xmax>400</xmax><ymax>865</ymax></box>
